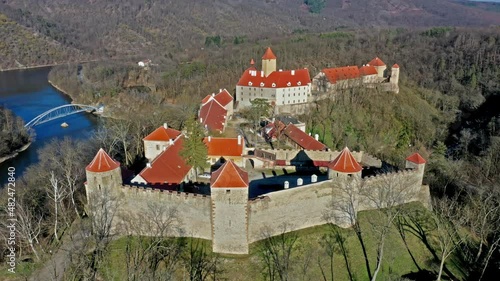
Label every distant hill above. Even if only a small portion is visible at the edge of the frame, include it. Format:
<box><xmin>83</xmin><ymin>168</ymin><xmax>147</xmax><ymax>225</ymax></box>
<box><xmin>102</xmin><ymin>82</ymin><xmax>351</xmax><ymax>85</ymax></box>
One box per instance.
<box><xmin>0</xmin><ymin>0</ymin><xmax>499</xmax><ymax>63</ymax></box>
<box><xmin>0</xmin><ymin>13</ymin><xmax>88</xmax><ymax>70</ymax></box>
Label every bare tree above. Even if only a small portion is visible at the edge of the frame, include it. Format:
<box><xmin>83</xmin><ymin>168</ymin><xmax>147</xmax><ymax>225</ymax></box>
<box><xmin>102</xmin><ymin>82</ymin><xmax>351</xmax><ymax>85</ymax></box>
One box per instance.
<box><xmin>16</xmin><ymin>199</ymin><xmax>43</xmax><ymax>261</ymax></box>
<box><xmin>105</xmin><ymin>118</ymin><xmax>134</xmax><ymax>166</ymax></box>
<box><xmin>363</xmin><ymin>174</ymin><xmax>420</xmax><ymax>281</ymax></box>
<box><xmin>432</xmin><ymin>197</ymin><xmax>468</xmax><ymax>281</ymax></box>
<box><xmin>259</xmin><ymin>223</ymin><xmax>298</xmax><ymax>281</ymax></box>
<box><xmin>46</xmin><ymin>171</ymin><xmax>68</xmax><ymax>242</ymax></box>
<box><xmin>327</xmin><ymin>176</ymin><xmax>369</xmax><ymax>279</ymax></box>
<box><xmin>182</xmin><ymin>239</ymin><xmax>222</xmax><ymax>281</ymax></box>
<box><xmin>122</xmin><ymin>202</ymin><xmax>183</xmax><ymax>281</ymax></box>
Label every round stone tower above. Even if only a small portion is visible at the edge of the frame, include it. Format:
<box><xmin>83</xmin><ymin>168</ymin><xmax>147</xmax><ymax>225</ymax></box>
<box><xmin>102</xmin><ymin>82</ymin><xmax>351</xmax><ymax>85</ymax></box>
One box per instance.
<box><xmin>367</xmin><ymin>57</ymin><xmax>387</xmax><ymax>78</ymax></box>
<box><xmin>327</xmin><ymin>147</ymin><xmax>363</xmax><ymax>179</ymax></box>
<box><xmin>85</xmin><ymin>148</ymin><xmax>122</xmax><ymax>199</ymax></box>
<box><xmin>262</xmin><ymin>47</ymin><xmax>277</xmax><ymax>77</ymax></box>
<box><xmin>210</xmin><ymin>160</ymin><xmax>249</xmax><ymax>254</ymax></box>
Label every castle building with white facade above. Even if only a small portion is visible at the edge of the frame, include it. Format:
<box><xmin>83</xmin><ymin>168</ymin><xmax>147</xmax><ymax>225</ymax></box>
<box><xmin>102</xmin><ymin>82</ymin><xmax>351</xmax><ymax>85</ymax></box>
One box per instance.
<box><xmin>236</xmin><ymin>47</ymin><xmax>312</xmax><ymax>113</ymax></box>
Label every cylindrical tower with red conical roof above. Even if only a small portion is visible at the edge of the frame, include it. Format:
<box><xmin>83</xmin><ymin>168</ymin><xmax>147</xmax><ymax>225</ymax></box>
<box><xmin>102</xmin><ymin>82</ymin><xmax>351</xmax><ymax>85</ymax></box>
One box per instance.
<box><xmin>85</xmin><ymin>148</ymin><xmax>122</xmax><ymax>198</ymax></box>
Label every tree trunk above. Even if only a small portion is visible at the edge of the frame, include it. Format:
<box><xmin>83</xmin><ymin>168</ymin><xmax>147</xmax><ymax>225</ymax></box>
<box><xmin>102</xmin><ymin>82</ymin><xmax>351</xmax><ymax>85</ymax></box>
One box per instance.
<box><xmin>371</xmin><ymin>238</ymin><xmax>385</xmax><ymax>281</ymax></box>
<box><xmin>54</xmin><ymin>201</ymin><xmax>59</xmax><ymax>241</ymax></box>
<box><xmin>29</xmin><ymin>240</ymin><xmax>40</xmax><ymax>261</ymax></box>
<box><xmin>437</xmin><ymin>251</ymin><xmax>446</xmax><ymax>281</ymax></box>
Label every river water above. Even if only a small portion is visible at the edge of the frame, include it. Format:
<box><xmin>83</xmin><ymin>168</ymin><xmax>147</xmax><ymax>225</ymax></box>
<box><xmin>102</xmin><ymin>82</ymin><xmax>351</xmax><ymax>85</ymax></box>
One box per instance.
<box><xmin>0</xmin><ymin>67</ymin><xmax>99</xmax><ymax>186</ymax></box>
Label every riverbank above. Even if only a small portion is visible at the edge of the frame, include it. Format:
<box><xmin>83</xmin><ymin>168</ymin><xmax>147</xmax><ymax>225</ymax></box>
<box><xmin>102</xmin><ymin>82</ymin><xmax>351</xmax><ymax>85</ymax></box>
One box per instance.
<box><xmin>48</xmin><ymin>79</ymin><xmax>78</xmax><ymax>102</ymax></box>
<box><xmin>0</xmin><ymin>59</ymin><xmax>102</xmax><ymax>73</ymax></box>
<box><xmin>0</xmin><ymin>63</ymin><xmax>63</xmax><ymax>73</ymax></box>
<box><xmin>0</xmin><ymin>142</ymin><xmax>31</xmax><ymax>164</ymax></box>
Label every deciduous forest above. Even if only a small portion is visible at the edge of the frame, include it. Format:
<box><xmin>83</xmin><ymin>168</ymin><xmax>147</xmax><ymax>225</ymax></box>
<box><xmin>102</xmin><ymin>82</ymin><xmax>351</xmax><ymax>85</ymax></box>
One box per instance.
<box><xmin>0</xmin><ymin>0</ymin><xmax>499</xmax><ymax>280</ymax></box>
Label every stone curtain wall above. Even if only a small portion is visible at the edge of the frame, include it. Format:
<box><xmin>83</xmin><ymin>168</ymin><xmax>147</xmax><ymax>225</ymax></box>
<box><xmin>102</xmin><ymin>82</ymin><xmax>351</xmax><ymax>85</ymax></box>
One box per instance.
<box><xmin>248</xmin><ymin>169</ymin><xmax>429</xmax><ymax>244</ymax></box>
<box><xmin>113</xmin><ymin>185</ymin><xmax>212</xmax><ymax>239</ymax></box>
<box><xmin>248</xmin><ymin>181</ymin><xmax>333</xmax><ymax>243</ymax></box>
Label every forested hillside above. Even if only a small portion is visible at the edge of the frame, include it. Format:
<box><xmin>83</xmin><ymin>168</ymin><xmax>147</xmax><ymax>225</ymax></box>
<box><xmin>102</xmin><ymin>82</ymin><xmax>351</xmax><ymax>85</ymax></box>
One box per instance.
<box><xmin>0</xmin><ymin>1</ymin><xmax>500</xmax><ymax>279</ymax></box>
<box><xmin>0</xmin><ymin>0</ymin><xmax>499</xmax><ymax>66</ymax></box>
<box><xmin>0</xmin><ymin>107</ymin><xmax>31</xmax><ymax>158</ymax></box>
<box><xmin>47</xmin><ymin>27</ymin><xmax>500</xmax><ymax>161</ymax></box>
<box><xmin>0</xmin><ymin>13</ymin><xmax>88</xmax><ymax>70</ymax></box>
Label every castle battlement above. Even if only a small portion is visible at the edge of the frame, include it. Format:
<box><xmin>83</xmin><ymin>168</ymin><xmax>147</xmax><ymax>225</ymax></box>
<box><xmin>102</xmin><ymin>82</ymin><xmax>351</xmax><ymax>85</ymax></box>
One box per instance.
<box><xmin>362</xmin><ymin>168</ymin><xmax>420</xmax><ymax>185</ymax></box>
<box><xmin>85</xmin><ymin>147</ymin><xmax>428</xmax><ymax>255</ymax></box>
<box><xmin>119</xmin><ymin>184</ymin><xmax>211</xmax><ymax>202</ymax></box>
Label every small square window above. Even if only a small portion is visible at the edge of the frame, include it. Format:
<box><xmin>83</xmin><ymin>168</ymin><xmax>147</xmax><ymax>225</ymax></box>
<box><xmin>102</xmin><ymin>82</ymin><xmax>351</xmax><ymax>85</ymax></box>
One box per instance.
<box><xmin>226</xmin><ymin>189</ymin><xmax>231</xmax><ymax>194</ymax></box>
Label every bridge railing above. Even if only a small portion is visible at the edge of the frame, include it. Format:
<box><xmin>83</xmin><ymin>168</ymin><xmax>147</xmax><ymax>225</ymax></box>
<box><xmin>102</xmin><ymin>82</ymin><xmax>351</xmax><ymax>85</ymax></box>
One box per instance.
<box><xmin>24</xmin><ymin>104</ymin><xmax>99</xmax><ymax>128</ymax></box>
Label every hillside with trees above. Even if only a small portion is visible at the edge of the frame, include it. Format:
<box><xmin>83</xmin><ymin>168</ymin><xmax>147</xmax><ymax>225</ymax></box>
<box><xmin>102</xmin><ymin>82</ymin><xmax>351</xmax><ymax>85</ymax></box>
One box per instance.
<box><xmin>0</xmin><ymin>107</ymin><xmax>31</xmax><ymax>159</ymax></box>
<box><xmin>0</xmin><ymin>26</ymin><xmax>496</xmax><ymax>280</ymax></box>
<box><xmin>0</xmin><ymin>0</ymin><xmax>499</xmax><ymax>66</ymax></box>
<box><xmin>0</xmin><ymin>1</ymin><xmax>500</xmax><ymax>280</ymax></box>
<box><xmin>0</xmin><ymin>13</ymin><xmax>88</xmax><ymax>70</ymax></box>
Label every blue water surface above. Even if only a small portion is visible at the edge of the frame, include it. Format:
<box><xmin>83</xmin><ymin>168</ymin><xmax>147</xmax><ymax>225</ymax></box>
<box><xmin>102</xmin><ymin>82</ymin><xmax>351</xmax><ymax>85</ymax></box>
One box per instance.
<box><xmin>0</xmin><ymin>67</ymin><xmax>99</xmax><ymax>185</ymax></box>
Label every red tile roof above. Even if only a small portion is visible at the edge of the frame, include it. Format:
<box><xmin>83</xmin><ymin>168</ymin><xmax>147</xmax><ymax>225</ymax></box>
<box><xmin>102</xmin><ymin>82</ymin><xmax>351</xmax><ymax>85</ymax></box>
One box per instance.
<box><xmin>86</xmin><ymin>148</ymin><xmax>120</xmax><ymax>173</ymax></box>
<box><xmin>199</xmin><ymin>99</ymin><xmax>227</xmax><ymax>132</ymax></box>
<box><xmin>213</xmin><ymin>89</ymin><xmax>233</xmax><ymax>107</ymax></box>
<box><xmin>211</xmin><ymin>160</ymin><xmax>249</xmax><ymax>188</ymax></box>
<box><xmin>328</xmin><ymin>147</ymin><xmax>362</xmax><ymax>173</ymax></box>
<box><xmin>138</xmin><ymin>136</ymin><xmax>192</xmax><ymax>184</ymax></box>
<box><xmin>262</xmin><ymin>47</ymin><xmax>277</xmax><ymax>60</ymax></box>
<box><xmin>406</xmin><ymin>153</ymin><xmax>426</xmax><ymax>164</ymax></box>
<box><xmin>203</xmin><ymin>137</ymin><xmax>244</xmax><ymax>157</ymax></box>
<box><xmin>143</xmin><ymin>125</ymin><xmax>181</xmax><ymax>141</ymax></box>
<box><xmin>201</xmin><ymin>94</ymin><xmax>212</xmax><ymax>104</ymax></box>
<box><xmin>322</xmin><ymin>66</ymin><xmax>360</xmax><ymax>84</ymax></box>
<box><xmin>368</xmin><ymin>57</ymin><xmax>386</xmax><ymax>67</ymax></box>
<box><xmin>237</xmin><ymin>68</ymin><xmax>310</xmax><ymax>88</ymax></box>
<box><xmin>359</xmin><ymin>65</ymin><xmax>378</xmax><ymax>76</ymax></box>
<box><xmin>392</xmin><ymin>64</ymin><xmax>400</xmax><ymax>68</ymax></box>
<box><xmin>201</xmin><ymin>89</ymin><xmax>233</xmax><ymax>107</ymax></box>
<box><xmin>283</xmin><ymin>124</ymin><xmax>328</xmax><ymax>151</ymax></box>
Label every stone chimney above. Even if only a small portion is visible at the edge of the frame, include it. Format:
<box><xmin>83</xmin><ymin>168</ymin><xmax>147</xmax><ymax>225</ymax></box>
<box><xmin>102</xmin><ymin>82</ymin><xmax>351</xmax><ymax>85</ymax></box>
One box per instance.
<box><xmin>146</xmin><ymin>162</ymin><xmax>152</xmax><ymax>168</ymax></box>
<box><xmin>208</xmin><ymin>136</ymin><xmax>212</xmax><ymax>142</ymax></box>
<box><xmin>163</xmin><ymin>123</ymin><xmax>168</xmax><ymax>129</ymax></box>
<box><xmin>314</xmin><ymin>134</ymin><xmax>319</xmax><ymax>141</ymax></box>
<box><xmin>238</xmin><ymin>135</ymin><xmax>242</xmax><ymax>145</ymax></box>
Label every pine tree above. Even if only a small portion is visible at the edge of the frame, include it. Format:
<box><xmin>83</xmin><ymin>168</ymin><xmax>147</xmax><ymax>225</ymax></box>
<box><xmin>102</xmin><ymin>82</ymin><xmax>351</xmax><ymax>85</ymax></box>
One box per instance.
<box><xmin>180</xmin><ymin>117</ymin><xmax>208</xmax><ymax>177</ymax></box>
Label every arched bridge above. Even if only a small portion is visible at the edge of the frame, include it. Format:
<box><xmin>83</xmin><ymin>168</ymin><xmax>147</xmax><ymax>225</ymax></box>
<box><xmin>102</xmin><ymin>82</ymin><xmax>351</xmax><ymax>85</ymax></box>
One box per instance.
<box><xmin>24</xmin><ymin>104</ymin><xmax>101</xmax><ymax>128</ymax></box>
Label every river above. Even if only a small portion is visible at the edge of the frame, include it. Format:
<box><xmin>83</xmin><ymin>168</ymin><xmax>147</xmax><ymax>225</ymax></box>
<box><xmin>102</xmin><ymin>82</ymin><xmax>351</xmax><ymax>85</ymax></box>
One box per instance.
<box><xmin>0</xmin><ymin>67</ymin><xmax>99</xmax><ymax>186</ymax></box>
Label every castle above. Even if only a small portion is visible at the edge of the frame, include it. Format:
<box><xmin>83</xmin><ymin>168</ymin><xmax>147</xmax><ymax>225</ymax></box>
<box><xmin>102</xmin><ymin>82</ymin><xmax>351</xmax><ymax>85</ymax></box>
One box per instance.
<box><xmin>85</xmin><ymin>145</ymin><xmax>430</xmax><ymax>255</ymax></box>
<box><xmin>235</xmin><ymin>48</ymin><xmax>399</xmax><ymax>114</ymax></box>
<box><xmin>236</xmin><ymin>47</ymin><xmax>312</xmax><ymax>114</ymax></box>
<box><xmin>83</xmin><ymin>48</ymin><xmax>425</xmax><ymax>255</ymax></box>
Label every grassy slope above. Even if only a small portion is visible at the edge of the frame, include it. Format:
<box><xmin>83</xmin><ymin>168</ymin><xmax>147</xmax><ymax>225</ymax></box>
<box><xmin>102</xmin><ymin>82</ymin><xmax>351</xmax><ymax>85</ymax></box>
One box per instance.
<box><xmin>101</xmin><ymin>202</ymin><xmax>463</xmax><ymax>281</ymax></box>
